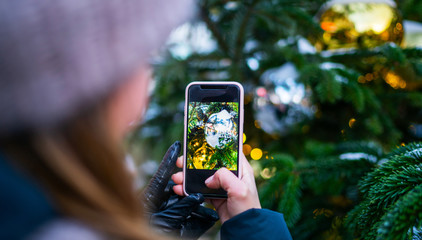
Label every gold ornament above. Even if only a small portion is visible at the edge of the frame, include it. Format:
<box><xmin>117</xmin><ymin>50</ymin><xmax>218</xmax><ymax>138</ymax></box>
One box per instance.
<box><xmin>192</xmin><ymin>143</ymin><xmax>216</xmax><ymax>169</ymax></box>
<box><xmin>313</xmin><ymin>0</ymin><xmax>404</xmax><ymax>51</ymax></box>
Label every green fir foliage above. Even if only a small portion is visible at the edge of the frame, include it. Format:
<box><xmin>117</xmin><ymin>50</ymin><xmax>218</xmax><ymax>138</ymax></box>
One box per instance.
<box><xmin>347</xmin><ymin>143</ymin><xmax>422</xmax><ymax>240</ymax></box>
<box><xmin>132</xmin><ymin>0</ymin><xmax>422</xmax><ymax>239</ymax></box>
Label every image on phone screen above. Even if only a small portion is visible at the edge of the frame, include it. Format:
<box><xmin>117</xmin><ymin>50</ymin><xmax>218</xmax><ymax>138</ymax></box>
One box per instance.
<box><xmin>187</xmin><ymin>102</ymin><xmax>239</xmax><ymax>171</ymax></box>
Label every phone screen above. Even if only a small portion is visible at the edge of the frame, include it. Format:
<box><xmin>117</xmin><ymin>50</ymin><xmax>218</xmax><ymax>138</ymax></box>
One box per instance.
<box><xmin>184</xmin><ymin>83</ymin><xmax>243</xmax><ymax>198</ymax></box>
<box><xmin>187</xmin><ymin>101</ymin><xmax>239</xmax><ymax>171</ymax></box>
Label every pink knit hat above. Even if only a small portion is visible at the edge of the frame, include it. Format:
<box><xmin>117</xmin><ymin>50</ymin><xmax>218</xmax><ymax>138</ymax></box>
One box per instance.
<box><xmin>0</xmin><ymin>0</ymin><xmax>194</xmax><ymax>134</ymax></box>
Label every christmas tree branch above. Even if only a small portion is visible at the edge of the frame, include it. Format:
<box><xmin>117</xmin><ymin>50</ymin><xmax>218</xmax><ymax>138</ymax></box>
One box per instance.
<box><xmin>233</xmin><ymin>0</ymin><xmax>260</xmax><ymax>63</ymax></box>
<box><xmin>376</xmin><ymin>184</ymin><xmax>422</xmax><ymax>240</ymax></box>
<box><xmin>199</xmin><ymin>0</ymin><xmax>230</xmax><ymax>54</ymax></box>
<box><xmin>347</xmin><ymin>143</ymin><xmax>422</xmax><ymax>239</ymax></box>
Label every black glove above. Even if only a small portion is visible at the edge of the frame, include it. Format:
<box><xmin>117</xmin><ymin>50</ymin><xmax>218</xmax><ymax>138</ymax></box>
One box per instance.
<box><xmin>143</xmin><ymin>141</ymin><xmax>219</xmax><ymax>239</ymax></box>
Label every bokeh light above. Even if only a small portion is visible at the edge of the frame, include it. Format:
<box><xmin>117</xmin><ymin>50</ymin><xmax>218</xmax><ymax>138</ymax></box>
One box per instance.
<box><xmin>243</xmin><ymin>144</ymin><xmax>252</xmax><ymax>156</ymax></box>
<box><xmin>260</xmin><ymin>167</ymin><xmax>276</xmax><ymax>179</ymax></box>
<box><xmin>251</xmin><ymin>148</ymin><xmax>263</xmax><ymax>160</ymax></box>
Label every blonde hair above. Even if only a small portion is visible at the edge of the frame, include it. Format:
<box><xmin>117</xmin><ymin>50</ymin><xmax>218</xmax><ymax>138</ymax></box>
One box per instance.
<box><xmin>1</xmin><ymin>104</ymin><xmax>165</xmax><ymax>240</ymax></box>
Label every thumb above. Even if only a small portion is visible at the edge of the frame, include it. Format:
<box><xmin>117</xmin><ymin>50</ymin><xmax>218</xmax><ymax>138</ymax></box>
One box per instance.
<box><xmin>205</xmin><ymin>168</ymin><xmax>242</xmax><ymax>194</ymax></box>
<box><xmin>143</xmin><ymin>141</ymin><xmax>181</xmax><ymax>213</ymax></box>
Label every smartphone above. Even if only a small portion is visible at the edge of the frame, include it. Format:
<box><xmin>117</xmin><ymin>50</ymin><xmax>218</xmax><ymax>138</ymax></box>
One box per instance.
<box><xmin>183</xmin><ymin>81</ymin><xmax>244</xmax><ymax>198</ymax></box>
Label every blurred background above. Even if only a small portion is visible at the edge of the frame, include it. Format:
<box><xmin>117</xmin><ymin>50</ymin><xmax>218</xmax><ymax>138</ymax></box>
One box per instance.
<box><xmin>127</xmin><ymin>0</ymin><xmax>422</xmax><ymax>239</ymax></box>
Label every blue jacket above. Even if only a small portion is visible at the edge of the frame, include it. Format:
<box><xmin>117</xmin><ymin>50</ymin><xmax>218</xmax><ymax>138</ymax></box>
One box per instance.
<box><xmin>221</xmin><ymin>208</ymin><xmax>293</xmax><ymax>240</ymax></box>
<box><xmin>0</xmin><ymin>154</ymin><xmax>56</xmax><ymax>240</ymax></box>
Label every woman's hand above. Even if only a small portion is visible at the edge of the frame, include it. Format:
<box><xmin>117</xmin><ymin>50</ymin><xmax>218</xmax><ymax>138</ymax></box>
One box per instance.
<box><xmin>143</xmin><ymin>141</ymin><xmax>219</xmax><ymax>239</ymax></box>
<box><xmin>172</xmin><ymin>153</ymin><xmax>261</xmax><ymax>224</ymax></box>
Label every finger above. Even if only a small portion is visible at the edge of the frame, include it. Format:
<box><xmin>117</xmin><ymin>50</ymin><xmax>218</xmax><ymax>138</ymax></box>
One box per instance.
<box><xmin>176</xmin><ymin>156</ymin><xmax>183</xmax><ymax>169</ymax></box>
<box><xmin>208</xmin><ymin>198</ymin><xmax>225</xmax><ymax>211</ymax></box>
<box><xmin>173</xmin><ymin>184</ymin><xmax>184</xmax><ymax>196</ymax></box>
<box><xmin>171</xmin><ymin>171</ymin><xmax>183</xmax><ymax>185</ymax></box>
<box><xmin>143</xmin><ymin>141</ymin><xmax>181</xmax><ymax>212</ymax></box>
<box><xmin>205</xmin><ymin>168</ymin><xmax>245</xmax><ymax>196</ymax></box>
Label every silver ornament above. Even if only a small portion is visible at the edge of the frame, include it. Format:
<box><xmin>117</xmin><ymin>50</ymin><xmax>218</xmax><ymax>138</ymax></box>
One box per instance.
<box><xmin>205</xmin><ymin>109</ymin><xmax>237</xmax><ymax>149</ymax></box>
<box><xmin>254</xmin><ymin>62</ymin><xmax>315</xmax><ymax>135</ymax></box>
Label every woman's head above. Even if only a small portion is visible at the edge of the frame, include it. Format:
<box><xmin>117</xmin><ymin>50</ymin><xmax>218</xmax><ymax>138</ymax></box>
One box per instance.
<box><xmin>0</xmin><ymin>1</ymin><xmax>193</xmax><ymax>239</ymax></box>
<box><xmin>0</xmin><ymin>0</ymin><xmax>192</xmax><ymax>137</ymax></box>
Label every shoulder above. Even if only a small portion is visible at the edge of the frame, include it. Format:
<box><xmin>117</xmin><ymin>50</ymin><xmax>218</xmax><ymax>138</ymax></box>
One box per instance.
<box><xmin>221</xmin><ymin>208</ymin><xmax>292</xmax><ymax>240</ymax></box>
<box><xmin>27</xmin><ymin>218</ymin><xmax>105</xmax><ymax>240</ymax></box>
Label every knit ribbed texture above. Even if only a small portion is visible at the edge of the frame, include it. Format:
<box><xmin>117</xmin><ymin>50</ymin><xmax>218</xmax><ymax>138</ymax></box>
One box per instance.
<box><xmin>0</xmin><ymin>0</ymin><xmax>194</xmax><ymax>134</ymax></box>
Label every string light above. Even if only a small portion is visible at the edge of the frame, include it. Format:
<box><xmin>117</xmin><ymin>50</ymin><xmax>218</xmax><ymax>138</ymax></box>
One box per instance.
<box><xmin>254</xmin><ymin>120</ymin><xmax>261</xmax><ymax>129</ymax></box>
<box><xmin>384</xmin><ymin>71</ymin><xmax>406</xmax><ymax>89</ymax></box>
<box><xmin>349</xmin><ymin>118</ymin><xmax>356</xmax><ymax>128</ymax></box>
